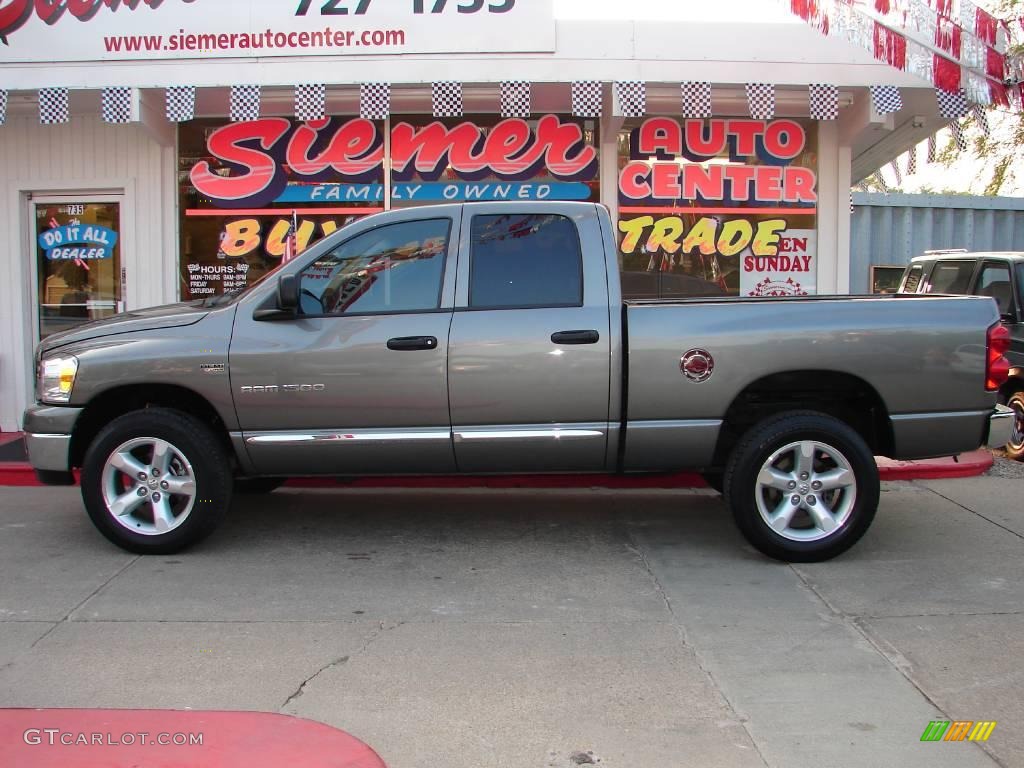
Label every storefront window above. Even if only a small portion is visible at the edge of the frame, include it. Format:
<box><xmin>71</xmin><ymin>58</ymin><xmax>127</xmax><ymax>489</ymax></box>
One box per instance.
<box><xmin>35</xmin><ymin>201</ymin><xmax>121</xmax><ymax>339</ymax></box>
<box><xmin>178</xmin><ymin>118</ymin><xmax>385</xmax><ymax>300</ymax></box>
<box><xmin>617</xmin><ymin>118</ymin><xmax>818</xmax><ymax>298</ymax></box>
<box><xmin>179</xmin><ymin>115</ymin><xmax>599</xmax><ymax>300</ymax></box>
<box><xmin>389</xmin><ymin>114</ymin><xmax>599</xmax><ymax>208</ymax></box>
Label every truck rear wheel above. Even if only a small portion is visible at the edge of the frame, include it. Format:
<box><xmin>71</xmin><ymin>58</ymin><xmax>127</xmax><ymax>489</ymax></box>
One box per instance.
<box><xmin>1005</xmin><ymin>391</ymin><xmax>1024</xmax><ymax>461</ymax></box>
<box><xmin>723</xmin><ymin>411</ymin><xmax>879</xmax><ymax>562</ymax></box>
<box><xmin>80</xmin><ymin>408</ymin><xmax>232</xmax><ymax>554</ymax></box>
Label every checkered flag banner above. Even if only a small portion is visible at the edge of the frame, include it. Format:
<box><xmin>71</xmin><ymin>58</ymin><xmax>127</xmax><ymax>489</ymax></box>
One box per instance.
<box><xmin>572</xmin><ymin>81</ymin><xmax>602</xmax><ymax>118</ymax></box>
<box><xmin>869</xmin><ymin>85</ymin><xmax>902</xmax><ymax>115</ymax></box>
<box><xmin>849</xmin><ymin>191</ymin><xmax>855</xmax><ymax>215</ymax></box>
<box><xmin>808</xmin><ymin>84</ymin><xmax>838</xmax><ymax>121</ymax></box>
<box><xmin>889</xmin><ymin>159</ymin><xmax>903</xmax><ymax>186</ymax></box>
<box><xmin>295</xmin><ymin>84</ymin><xmax>326</xmax><ymax>121</ymax></box>
<box><xmin>971</xmin><ymin>105</ymin><xmax>990</xmax><ymax>137</ymax></box>
<box><xmin>432</xmin><ymin>81</ymin><xmax>463</xmax><ymax>118</ymax></box>
<box><xmin>360</xmin><ymin>82</ymin><xmax>390</xmax><ymax>120</ymax></box>
<box><xmin>230</xmin><ymin>85</ymin><xmax>261</xmax><ymax>122</ymax></box>
<box><xmin>746</xmin><ymin>83</ymin><xmax>774</xmax><ymax>120</ymax></box>
<box><xmin>906</xmin><ymin>143</ymin><xmax>917</xmax><ymax>175</ymax></box>
<box><xmin>927</xmin><ymin>133</ymin><xmax>937</xmax><ymax>163</ymax></box>
<box><xmin>0</xmin><ymin>89</ymin><xmax>7</xmax><ymax>126</ymax></box>
<box><xmin>949</xmin><ymin>120</ymin><xmax>968</xmax><ymax>152</ymax></box>
<box><xmin>39</xmin><ymin>87</ymin><xmax>69</xmax><ymax>125</ymax></box>
<box><xmin>166</xmin><ymin>86</ymin><xmax>196</xmax><ymax>123</ymax></box>
<box><xmin>101</xmin><ymin>87</ymin><xmax>133</xmax><ymax>124</ymax></box>
<box><xmin>500</xmin><ymin>81</ymin><xmax>531</xmax><ymax>118</ymax></box>
<box><xmin>614</xmin><ymin>81</ymin><xmax>646</xmax><ymax>118</ymax></box>
<box><xmin>680</xmin><ymin>82</ymin><xmax>712</xmax><ymax>119</ymax></box>
<box><xmin>936</xmin><ymin>88</ymin><xmax>968</xmax><ymax>119</ymax></box>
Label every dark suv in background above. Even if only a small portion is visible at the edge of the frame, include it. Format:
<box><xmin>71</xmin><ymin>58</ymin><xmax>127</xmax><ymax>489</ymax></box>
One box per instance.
<box><xmin>899</xmin><ymin>251</ymin><xmax>1024</xmax><ymax>460</ymax></box>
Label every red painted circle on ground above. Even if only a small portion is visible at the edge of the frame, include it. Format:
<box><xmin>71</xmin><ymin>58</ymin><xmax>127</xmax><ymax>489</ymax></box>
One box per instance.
<box><xmin>0</xmin><ymin>709</ymin><xmax>387</xmax><ymax>768</ymax></box>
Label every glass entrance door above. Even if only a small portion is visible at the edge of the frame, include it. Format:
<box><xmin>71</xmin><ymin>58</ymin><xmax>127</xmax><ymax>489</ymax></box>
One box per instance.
<box><xmin>34</xmin><ymin>199</ymin><xmax>123</xmax><ymax>339</ymax></box>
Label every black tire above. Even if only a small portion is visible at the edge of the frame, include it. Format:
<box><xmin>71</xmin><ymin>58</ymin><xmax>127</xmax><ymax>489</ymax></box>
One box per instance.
<box><xmin>723</xmin><ymin>411</ymin><xmax>879</xmax><ymax>563</ymax></box>
<box><xmin>700</xmin><ymin>472</ymin><xmax>724</xmax><ymax>494</ymax></box>
<box><xmin>1005</xmin><ymin>391</ymin><xmax>1024</xmax><ymax>461</ymax></box>
<box><xmin>80</xmin><ymin>408</ymin><xmax>232</xmax><ymax>554</ymax></box>
<box><xmin>234</xmin><ymin>477</ymin><xmax>285</xmax><ymax>494</ymax></box>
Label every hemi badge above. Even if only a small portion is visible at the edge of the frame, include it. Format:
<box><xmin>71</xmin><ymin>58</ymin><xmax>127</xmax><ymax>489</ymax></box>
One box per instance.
<box><xmin>200</xmin><ymin>363</ymin><xmax>226</xmax><ymax>375</ymax></box>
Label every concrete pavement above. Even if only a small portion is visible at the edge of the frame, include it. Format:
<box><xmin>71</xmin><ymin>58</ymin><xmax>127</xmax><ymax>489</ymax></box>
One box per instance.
<box><xmin>0</xmin><ymin>476</ymin><xmax>1021</xmax><ymax>767</ymax></box>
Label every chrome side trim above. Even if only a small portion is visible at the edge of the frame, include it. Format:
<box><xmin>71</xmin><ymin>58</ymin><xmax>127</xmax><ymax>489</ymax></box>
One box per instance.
<box><xmin>453</xmin><ymin>424</ymin><xmax>606</xmax><ymax>442</ymax></box>
<box><xmin>889</xmin><ymin>410</ymin><xmax>991</xmax><ymax>423</ymax></box>
<box><xmin>245</xmin><ymin>428</ymin><xmax>451</xmax><ymax>447</ymax></box>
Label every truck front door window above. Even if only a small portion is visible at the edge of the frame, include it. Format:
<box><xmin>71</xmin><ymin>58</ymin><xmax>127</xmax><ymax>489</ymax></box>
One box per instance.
<box><xmin>297</xmin><ymin>219</ymin><xmax>451</xmax><ymax>315</ymax></box>
<box><xmin>927</xmin><ymin>261</ymin><xmax>975</xmax><ymax>294</ymax></box>
<box><xmin>469</xmin><ymin>213</ymin><xmax>583</xmax><ymax>309</ymax></box>
<box><xmin>975</xmin><ymin>262</ymin><xmax>1014</xmax><ymax>315</ymax></box>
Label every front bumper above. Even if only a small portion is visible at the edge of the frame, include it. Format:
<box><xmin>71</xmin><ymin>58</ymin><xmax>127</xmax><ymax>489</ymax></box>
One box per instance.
<box><xmin>986</xmin><ymin>404</ymin><xmax>1015</xmax><ymax>449</ymax></box>
<box><xmin>22</xmin><ymin>404</ymin><xmax>84</xmax><ymax>473</ymax></box>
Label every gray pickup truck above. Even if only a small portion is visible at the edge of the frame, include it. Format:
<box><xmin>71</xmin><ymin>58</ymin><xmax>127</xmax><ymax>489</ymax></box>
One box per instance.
<box><xmin>24</xmin><ymin>202</ymin><xmax>1014</xmax><ymax>561</ymax></box>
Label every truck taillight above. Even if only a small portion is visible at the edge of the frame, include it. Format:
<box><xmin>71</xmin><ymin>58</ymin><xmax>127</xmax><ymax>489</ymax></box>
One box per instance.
<box><xmin>986</xmin><ymin>323</ymin><xmax>1011</xmax><ymax>392</ymax></box>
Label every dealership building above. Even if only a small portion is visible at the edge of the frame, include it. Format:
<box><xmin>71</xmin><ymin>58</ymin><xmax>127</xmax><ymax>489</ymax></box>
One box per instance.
<box><xmin>0</xmin><ymin>0</ymin><xmax>1016</xmax><ymax>431</ymax></box>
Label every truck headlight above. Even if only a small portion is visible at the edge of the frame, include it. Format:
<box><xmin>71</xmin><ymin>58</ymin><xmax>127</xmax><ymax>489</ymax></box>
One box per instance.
<box><xmin>38</xmin><ymin>355</ymin><xmax>79</xmax><ymax>404</ymax></box>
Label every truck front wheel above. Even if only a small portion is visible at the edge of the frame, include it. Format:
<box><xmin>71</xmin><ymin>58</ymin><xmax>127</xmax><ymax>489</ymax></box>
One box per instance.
<box><xmin>723</xmin><ymin>411</ymin><xmax>879</xmax><ymax>562</ymax></box>
<box><xmin>80</xmin><ymin>408</ymin><xmax>233</xmax><ymax>554</ymax></box>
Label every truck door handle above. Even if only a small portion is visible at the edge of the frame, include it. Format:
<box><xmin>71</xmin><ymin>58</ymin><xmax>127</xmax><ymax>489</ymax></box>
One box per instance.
<box><xmin>387</xmin><ymin>336</ymin><xmax>438</xmax><ymax>351</ymax></box>
<box><xmin>551</xmin><ymin>330</ymin><xmax>600</xmax><ymax>345</ymax></box>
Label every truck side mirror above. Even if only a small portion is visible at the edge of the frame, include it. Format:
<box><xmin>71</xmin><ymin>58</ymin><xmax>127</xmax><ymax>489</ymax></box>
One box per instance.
<box><xmin>278</xmin><ymin>274</ymin><xmax>299</xmax><ymax>312</ymax></box>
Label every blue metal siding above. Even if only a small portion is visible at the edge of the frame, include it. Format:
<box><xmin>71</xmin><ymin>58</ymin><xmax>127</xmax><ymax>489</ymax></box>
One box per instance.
<box><xmin>850</xmin><ymin>193</ymin><xmax>1024</xmax><ymax>293</ymax></box>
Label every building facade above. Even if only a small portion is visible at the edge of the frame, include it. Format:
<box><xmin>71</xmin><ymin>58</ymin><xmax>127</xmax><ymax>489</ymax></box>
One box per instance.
<box><xmin>0</xmin><ymin>1</ymin><xmax>988</xmax><ymax>430</ymax></box>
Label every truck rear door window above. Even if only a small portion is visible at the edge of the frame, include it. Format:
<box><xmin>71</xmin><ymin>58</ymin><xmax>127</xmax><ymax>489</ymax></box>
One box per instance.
<box><xmin>926</xmin><ymin>261</ymin><xmax>975</xmax><ymax>294</ymax></box>
<box><xmin>296</xmin><ymin>219</ymin><xmax>450</xmax><ymax>316</ymax></box>
<box><xmin>468</xmin><ymin>214</ymin><xmax>583</xmax><ymax>309</ymax></box>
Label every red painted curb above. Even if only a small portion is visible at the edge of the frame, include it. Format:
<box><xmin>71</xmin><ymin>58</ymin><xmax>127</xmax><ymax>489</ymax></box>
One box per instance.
<box><xmin>0</xmin><ymin>452</ymin><xmax>994</xmax><ymax>488</ymax></box>
<box><xmin>0</xmin><ymin>709</ymin><xmax>386</xmax><ymax>768</ymax></box>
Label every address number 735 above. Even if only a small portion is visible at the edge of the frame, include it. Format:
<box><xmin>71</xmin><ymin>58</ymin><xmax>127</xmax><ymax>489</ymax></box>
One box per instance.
<box><xmin>296</xmin><ymin>1</ymin><xmax>515</xmax><ymax>15</ymax></box>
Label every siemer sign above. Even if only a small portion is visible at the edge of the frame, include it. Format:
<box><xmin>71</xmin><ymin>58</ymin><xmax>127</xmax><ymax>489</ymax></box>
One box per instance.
<box><xmin>0</xmin><ymin>0</ymin><xmax>555</xmax><ymax>62</ymax></box>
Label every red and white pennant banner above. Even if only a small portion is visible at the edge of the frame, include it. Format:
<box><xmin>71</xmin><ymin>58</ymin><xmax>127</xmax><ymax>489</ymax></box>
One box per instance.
<box><xmin>785</xmin><ymin>0</ymin><xmax>1023</xmax><ymax>111</ymax></box>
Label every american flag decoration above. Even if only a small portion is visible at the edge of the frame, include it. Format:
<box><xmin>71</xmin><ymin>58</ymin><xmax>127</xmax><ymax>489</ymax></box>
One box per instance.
<box><xmin>809</xmin><ymin>84</ymin><xmax>838</xmax><ymax>120</ymax></box>
<box><xmin>785</xmin><ymin>0</ymin><xmax>1023</xmax><ymax>115</ymax></box>
<box><xmin>500</xmin><ymin>81</ymin><xmax>531</xmax><ymax>118</ymax></box>
<box><xmin>936</xmin><ymin>88</ymin><xmax>969</xmax><ymax>119</ymax></box>
<box><xmin>746</xmin><ymin>83</ymin><xmax>775</xmax><ymax>120</ymax></box>
<box><xmin>869</xmin><ymin>85</ymin><xmax>902</xmax><ymax>115</ymax></box>
<box><xmin>360</xmin><ymin>83</ymin><xmax>390</xmax><ymax>120</ymax></box>
<box><xmin>906</xmin><ymin>143</ymin><xmax>918</xmax><ymax>175</ymax></box>
<box><xmin>432</xmin><ymin>81</ymin><xmax>463</xmax><ymax>118</ymax></box>
<box><xmin>680</xmin><ymin>82</ymin><xmax>712</xmax><ymax>119</ymax></box>
<box><xmin>971</xmin><ymin>104</ymin><xmax>991</xmax><ymax>136</ymax></box>
<box><xmin>166</xmin><ymin>86</ymin><xmax>196</xmax><ymax>123</ymax></box>
<box><xmin>282</xmin><ymin>210</ymin><xmax>299</xmax><ymax>264</ymax></box>
<box><xmin>0</xmin><ymin>89</ymin><xmax>7</xmax><ymax>126</ymax></box>
<box><xmin>39</xmin><ymin>87</ymin><xmax>70</xmax><ymax>125</ymax></box>
<box><xmin>614</xmin><ymin>81</ymin><xmax>646</xmax><ymax>118</ymax></box>
<box><xmin>572</xmin><ymin>81</ymin><xmax>602</xmax><ymax>118</ymax></box>
<box><xmin>101</xmin><ymin>87</ymin><xmax>134</xmax><ymax>124</ymax></box>
<box><xmin>230</xmin><ymin>85</ymin><xmax>261</xmax><ymax>122</ymax></box>
<box><xmin>295</xmin><ymin>84</ymin><xmax>326</xmax><ymax>121</ymax></box>
<box><xmin>927</xmin><ymin>133</ymin><xmax>937</xmax><ymax>163</ymax></box>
